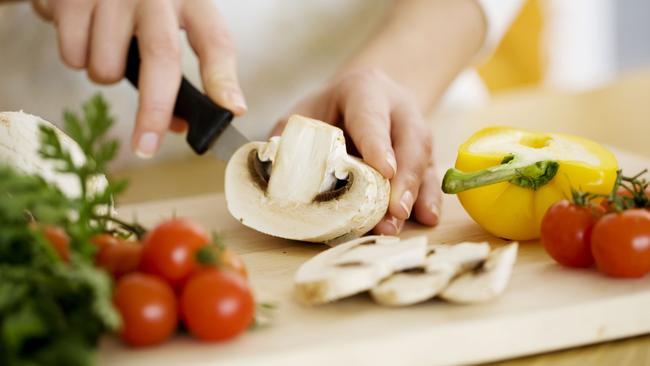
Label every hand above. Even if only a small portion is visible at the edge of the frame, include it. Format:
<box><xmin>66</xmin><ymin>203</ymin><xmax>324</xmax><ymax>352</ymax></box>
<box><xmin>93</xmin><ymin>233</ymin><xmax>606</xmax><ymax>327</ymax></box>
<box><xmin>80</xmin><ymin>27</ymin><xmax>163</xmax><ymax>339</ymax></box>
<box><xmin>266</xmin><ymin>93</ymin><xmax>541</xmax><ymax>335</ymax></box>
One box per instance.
<box><xmin>32</xmin><ymin>0</ymin><xmax>246</xmax><ymax>157</ymax></box>
<box><xmin>271</xmin><ymin>69</ymin><xmax>441</xmax><ymax>235</ymax></box>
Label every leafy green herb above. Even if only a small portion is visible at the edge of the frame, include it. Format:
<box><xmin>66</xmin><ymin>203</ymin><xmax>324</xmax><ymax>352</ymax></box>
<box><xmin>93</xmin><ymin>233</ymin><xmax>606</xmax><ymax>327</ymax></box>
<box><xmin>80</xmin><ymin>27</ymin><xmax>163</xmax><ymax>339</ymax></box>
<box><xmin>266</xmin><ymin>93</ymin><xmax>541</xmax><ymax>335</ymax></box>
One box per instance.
<box><xmin>0</xmin><ymin>94</ymin><xmax>124</xmax><ymax>366</ymax></box>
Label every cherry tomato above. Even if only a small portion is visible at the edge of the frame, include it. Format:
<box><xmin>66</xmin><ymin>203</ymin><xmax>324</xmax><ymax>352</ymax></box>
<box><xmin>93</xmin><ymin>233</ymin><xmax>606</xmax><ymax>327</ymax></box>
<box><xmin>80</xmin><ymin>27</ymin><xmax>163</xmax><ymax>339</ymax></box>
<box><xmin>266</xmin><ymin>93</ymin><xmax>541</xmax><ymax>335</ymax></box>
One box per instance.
<box><xmin>92</xmin><ymin>234</ymin><xmax>142</xmax><ymax>279</ymax></box>
<box><xmin>541</xmin><ymin>200</ymin><xmax>601</xmax><ymax>268</ymax></box>
<box><xmin>591</xmin><ymin>209</ymin><xmax>650</xmax><ymax>278</ymax></box>
<box><xmin>181</xmin><ymin>269</ymin><xmax>254</xmax><ymax>341</ymax></box>
<box><xmin>43</xmin><ymin>226</ymin><xmax>70</xmax><ymax>262</ymax></box>
<box><xmin>140</xmin><ymin>218</ymin><xmax>210</xmax><ymax>287</ymax></box>
<box><xmin>196</xmin><ymin>245</ymin><xmax>248</xmax><ymax>279</ymax></box>
<box><xmin>113</xmin><ymin>273</ymin><xmax>178</xmax><ymax>347</ymax></box>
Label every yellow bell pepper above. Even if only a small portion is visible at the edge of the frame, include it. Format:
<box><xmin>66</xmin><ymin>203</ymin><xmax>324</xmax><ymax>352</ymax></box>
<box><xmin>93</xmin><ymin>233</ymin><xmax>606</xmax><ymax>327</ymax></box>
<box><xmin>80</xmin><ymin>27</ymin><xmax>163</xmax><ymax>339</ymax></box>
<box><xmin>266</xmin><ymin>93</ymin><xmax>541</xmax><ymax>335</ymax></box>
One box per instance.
<box><xmin>442</xmin><ymin>127</ymin><xmax>618</xmax><ymax>240</ymax></box>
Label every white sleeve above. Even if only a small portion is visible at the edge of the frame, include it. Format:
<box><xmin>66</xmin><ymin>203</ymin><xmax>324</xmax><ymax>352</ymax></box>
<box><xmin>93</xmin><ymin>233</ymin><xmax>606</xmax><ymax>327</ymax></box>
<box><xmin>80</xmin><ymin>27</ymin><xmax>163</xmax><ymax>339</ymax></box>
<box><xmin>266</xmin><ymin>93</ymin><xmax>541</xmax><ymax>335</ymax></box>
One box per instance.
<box><xmin>473</xmin><ymin>0</ymin><xmax>526</xmax><ymax>61</ymax></box>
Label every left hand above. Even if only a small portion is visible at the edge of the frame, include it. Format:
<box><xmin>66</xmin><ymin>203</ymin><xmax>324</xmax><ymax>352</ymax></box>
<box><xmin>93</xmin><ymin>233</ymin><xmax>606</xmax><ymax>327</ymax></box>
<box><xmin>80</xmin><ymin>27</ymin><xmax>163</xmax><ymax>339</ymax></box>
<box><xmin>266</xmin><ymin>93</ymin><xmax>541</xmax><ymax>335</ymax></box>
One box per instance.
<box><xmin>271</xmin><ymin>68</ymin><xmax>441</xmax><ymax>235</ymax></box>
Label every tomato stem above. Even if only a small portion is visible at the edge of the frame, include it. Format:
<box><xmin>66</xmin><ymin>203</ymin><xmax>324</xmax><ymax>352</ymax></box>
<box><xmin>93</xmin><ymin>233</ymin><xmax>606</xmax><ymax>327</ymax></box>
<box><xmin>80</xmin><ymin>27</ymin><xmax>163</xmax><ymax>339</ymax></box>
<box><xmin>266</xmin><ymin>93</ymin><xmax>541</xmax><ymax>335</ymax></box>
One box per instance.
<box><xmin>92</xmin><ymin>214</ymin><xmax>147</xmax><ymax>240</ymax></box>
<box><xmin>442</xmin><ymin>158</ymin><xmax>559</xmax><ymax>194</ymax></box>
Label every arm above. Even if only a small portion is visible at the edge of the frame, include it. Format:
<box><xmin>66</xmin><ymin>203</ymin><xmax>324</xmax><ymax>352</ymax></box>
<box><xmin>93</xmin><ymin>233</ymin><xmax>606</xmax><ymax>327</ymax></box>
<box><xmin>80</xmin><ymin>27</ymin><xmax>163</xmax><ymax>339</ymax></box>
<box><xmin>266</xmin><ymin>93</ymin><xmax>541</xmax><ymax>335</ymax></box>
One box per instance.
<box><xmin>340</xmin><ymin>0</ymin><xmax>487</xmax><ymax>114</ymax></box>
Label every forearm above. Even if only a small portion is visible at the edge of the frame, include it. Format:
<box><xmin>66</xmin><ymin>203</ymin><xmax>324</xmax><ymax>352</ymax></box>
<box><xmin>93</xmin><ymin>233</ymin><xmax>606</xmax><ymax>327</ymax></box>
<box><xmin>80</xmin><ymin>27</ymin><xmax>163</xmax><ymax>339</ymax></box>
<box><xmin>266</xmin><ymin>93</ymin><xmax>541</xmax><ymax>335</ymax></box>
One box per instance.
<box><xmin>338</xmin><ymin>0</ymin><xmax>487</xmax><ymax>114</ymax></box>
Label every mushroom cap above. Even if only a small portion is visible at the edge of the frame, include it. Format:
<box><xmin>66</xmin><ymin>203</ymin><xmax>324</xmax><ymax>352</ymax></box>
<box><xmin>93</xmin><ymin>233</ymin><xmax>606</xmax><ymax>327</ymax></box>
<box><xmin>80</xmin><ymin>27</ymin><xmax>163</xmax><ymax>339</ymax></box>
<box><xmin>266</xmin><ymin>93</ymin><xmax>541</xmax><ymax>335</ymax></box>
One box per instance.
<box><xmin>371</xmin><ymin>242</ymin><xmax>491</xmax><ymax>306</ymax></box>
<box><xmin>440</xmin><ymin>242</ymin><xmax>519</xmax><ymax>304</ymax></box>
<box><xmin>225</xmin><ymin>116</ymin><xmax>389</xmax><ymax>243</ymax></box>
<box><xmin>294</xmin><ymin>236</ymin><xmax>428</xmax><ymax>305</ymax></box>
<box><xmin>0</xmin><ymin>111</ymin><xmax>108</xmax><ymax>198</ymax></box>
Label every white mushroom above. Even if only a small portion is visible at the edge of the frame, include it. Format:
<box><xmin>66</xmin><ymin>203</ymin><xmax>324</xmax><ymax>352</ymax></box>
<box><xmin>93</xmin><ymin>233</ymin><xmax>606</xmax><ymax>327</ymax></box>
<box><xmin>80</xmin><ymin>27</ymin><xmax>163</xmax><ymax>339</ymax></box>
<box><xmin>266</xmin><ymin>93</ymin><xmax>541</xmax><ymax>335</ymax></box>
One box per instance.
<box><xmin>225</xmin><ymin>115</ymin><xmax>390</xmax><ymax>243</ymax></box>
<box><xmin>0</xmin><ymin>111</ymin><xmax>107</xmax><ymax>198</ymax></box>
<box><xmin>371</xmin><ymin>242</ymin><xmax>490</xmax><ymax>306</ymax></box>
<box><xmin>440</xmin><ymin>242</ymin><xmax>518</xmax><ymax>304</ymax></box>
<box><xmin>294</xmin><ymin>236</ymin><xmax>428</xmax><ymax>305</ymax></box>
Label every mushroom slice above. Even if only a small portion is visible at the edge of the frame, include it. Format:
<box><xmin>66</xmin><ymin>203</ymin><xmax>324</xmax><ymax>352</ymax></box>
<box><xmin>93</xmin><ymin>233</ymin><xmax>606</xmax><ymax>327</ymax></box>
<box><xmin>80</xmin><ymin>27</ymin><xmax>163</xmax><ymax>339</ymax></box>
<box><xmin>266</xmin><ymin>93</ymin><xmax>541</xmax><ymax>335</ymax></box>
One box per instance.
<box><xmin>440</xmin><ymin>242</ymin><xmax>518</xmax><ymax>304</ymax></box>
<box><xmin>0</xmin><ymin>111</ymin><xmax>107</xmax><ymax>198</ymax></box>
<box><xmin>225</xmin><ymin>115</ymin><xmax>390</xmax><ymax>244</ymax></box>
<box><xmin>371</xmin><ymin>242</ymin><xmax>490</xmax><ymax>306</ymax></box>
<box><xmin>294</xmin><ymin>235</ymin><xmax>428</xmax><ymax>305</ymax></box>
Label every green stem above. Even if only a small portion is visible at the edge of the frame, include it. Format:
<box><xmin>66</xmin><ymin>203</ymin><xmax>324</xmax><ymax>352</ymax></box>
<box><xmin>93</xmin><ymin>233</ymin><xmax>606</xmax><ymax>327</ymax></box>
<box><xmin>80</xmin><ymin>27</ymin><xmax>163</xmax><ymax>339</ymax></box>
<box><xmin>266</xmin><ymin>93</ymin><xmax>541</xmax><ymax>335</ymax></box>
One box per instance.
<box><xmin>442</xmin><ymin>159</ymin><xmax>559</xmax><ymax>194</ymax></box>
<box><xmin>92</xmin><ymin>214</ymin><xmax>147</xmax><ymax>239</ymax></box>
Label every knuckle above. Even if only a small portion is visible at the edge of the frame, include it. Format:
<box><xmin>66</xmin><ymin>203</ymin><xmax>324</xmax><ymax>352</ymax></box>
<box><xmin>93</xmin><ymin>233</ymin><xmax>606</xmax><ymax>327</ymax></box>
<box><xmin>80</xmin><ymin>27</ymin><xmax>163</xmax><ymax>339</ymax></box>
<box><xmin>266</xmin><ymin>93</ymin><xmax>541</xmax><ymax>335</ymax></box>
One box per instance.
<box><xmin>398</xmin><ymin>170</ymin><xmax>420</xmax><ymax>190</ymax></box>
<box><xmin>141</xmin><ymin>34</ymin><xmax>181</xmax><ymax>60</ymax></box>
<box><xmin>205</xmin><ymin>29</ymin><xmax>235</xmax><ymax>51</ymax></box>
<box><xmin>141</xmin><ymin>100</ymin><xmax>173</xmax><ymax>123</ymax></box>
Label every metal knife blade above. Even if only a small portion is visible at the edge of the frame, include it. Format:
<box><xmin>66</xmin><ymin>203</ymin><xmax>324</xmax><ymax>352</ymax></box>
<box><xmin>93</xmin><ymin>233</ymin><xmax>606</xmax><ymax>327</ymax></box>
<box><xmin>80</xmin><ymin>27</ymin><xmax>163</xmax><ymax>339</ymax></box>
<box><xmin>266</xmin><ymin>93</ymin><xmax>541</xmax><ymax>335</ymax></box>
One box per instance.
<box><xmin>211</xmin><ymin>122</ymin><xmax>249</xmax><ymax>162</ymax></box>
<box><xmin>124</xmin><ymin>37</ymin><xmax>249</xmax><ymax>162</ymax></box>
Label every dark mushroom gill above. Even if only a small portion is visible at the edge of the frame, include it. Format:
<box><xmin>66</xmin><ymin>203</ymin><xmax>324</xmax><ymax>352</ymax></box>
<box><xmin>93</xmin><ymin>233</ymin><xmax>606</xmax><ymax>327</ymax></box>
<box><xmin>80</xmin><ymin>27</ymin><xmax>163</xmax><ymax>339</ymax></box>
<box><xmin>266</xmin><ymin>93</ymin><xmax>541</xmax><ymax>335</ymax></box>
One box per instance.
<box><xmin>247</xmin><ymin>149</ymin><xmax>271</xmax><ymax>191</ymax></box>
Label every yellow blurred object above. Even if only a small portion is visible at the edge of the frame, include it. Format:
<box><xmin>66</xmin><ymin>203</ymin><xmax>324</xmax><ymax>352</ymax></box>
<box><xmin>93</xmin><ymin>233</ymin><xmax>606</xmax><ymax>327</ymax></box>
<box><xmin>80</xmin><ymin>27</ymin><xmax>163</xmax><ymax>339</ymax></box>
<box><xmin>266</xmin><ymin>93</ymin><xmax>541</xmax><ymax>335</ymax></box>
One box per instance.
<box><xmin>442</xmin><ymin>127</ymin><xmax>618</xmax><ymax>240</ymax></box>
<box><xmin>478</xmin><ymin>0</ymin><xmax>544</xmax><ymax>91</ymax></box>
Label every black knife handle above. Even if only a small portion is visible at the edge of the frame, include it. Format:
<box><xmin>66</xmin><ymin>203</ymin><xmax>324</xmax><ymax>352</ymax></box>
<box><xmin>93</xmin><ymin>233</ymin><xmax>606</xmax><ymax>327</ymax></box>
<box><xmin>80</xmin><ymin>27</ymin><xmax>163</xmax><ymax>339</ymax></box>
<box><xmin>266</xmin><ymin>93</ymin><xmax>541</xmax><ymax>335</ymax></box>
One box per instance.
<box><xmin>125</xmin><ymin>37</ymin><xmax>234</xmax><ymax>155</ymax></box>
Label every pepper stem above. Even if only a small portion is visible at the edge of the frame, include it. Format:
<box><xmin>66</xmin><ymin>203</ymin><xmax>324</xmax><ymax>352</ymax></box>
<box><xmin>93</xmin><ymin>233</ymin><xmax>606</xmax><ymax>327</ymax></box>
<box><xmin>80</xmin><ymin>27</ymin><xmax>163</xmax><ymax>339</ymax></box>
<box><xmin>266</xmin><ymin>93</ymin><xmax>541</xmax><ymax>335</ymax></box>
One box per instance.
<box><xmin>442</xmin><ymin>159</ymin><xmax>559</xmax><ymax>194</ymax></box>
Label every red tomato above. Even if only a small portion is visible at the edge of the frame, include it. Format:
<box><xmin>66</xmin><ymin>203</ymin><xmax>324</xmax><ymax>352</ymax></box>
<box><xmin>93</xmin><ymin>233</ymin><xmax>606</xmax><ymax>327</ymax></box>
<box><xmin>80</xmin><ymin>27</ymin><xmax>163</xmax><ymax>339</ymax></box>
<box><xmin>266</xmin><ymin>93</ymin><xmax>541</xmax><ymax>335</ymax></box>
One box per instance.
<box><xmin>196</xmin><ymin>246</ymin><xmax>248</xmax><ymax>279</ymax></box>
<box><xmin>43</xmin><ymin>226</ymin><xmax>70</xmax><ymax>262</ymax></box>
<box><xmin>113</xmin><ymin>273</ymin><xmax>178</xmax><ymax>347</ymax></box>
<box><xmin>92</xmin><ymin>234</ymin><xmax>142</xmax><ymax>279</ymax></box>
<box><xmin>541</xmin><ymin>200</ymin><xmax>600</xmax><ymax>268</ymax></box>
<box><xmin>140</xmin><ymin>218</ymin><xmax>210</xmax><ymax>287</ymax></box>
<box><xmin>181</xmin><ymin>269</ymin><xmax>254</xmax><ymax>341</ymax></box>
<box><xmin>591</xmin><ymin>209</ymin><xmax>650</xmax><ymax>278</ymax></box>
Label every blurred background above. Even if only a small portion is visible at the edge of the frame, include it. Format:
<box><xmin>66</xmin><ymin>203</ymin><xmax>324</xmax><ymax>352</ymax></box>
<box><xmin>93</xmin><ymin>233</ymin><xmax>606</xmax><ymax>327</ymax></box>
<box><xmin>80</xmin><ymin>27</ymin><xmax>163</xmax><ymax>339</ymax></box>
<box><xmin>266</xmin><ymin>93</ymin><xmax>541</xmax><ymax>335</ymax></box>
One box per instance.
<box><xmin>0</xmin><ymin>0</ymin><xmax>648</xmax><ymax>175</ymax></box>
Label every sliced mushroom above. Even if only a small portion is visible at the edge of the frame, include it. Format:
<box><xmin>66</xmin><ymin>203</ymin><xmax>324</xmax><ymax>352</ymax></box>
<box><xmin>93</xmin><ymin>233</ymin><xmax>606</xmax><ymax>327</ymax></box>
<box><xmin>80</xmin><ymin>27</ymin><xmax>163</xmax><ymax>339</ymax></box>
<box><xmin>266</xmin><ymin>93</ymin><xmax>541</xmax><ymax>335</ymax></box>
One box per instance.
<box><xmin>0</xmin><ymin>111</ymin><xmax>107</xmax><ymax>198</ymax></box>
<box><xmin>225</xmin><ymin>115</ymin><xmax>390</xmax><ymax>243</ymax></box>
<box><xmin>440</xmin><ymin>242</ymin><xmax>518</xmax><ymax>304</ymax></box>
<box><xmin>294</xmin><ymin>235</ymin><xmax>428</xmax><ymax>305</ymax></box>
<box><xmin>371</xmin><ymin>242</ymin><xmax>490</xmax><ymax>306</ymax></box>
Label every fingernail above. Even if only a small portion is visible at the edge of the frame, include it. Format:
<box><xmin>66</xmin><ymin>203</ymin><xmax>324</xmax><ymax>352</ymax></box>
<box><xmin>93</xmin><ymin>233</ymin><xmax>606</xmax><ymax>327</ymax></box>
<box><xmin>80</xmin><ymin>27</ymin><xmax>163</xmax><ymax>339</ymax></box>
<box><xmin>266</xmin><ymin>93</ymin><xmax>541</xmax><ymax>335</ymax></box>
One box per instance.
<box><xmin>399</xmin><ymin>191</ymin><xmax>414</xmax><ymax>218</ymax></box>
<box><xmin>135</xmin><ymin>132</ymin><xmax>158</xmax><ymax>159</ymax></box>
<box><xmin>386</xmin><ymin>216</ymin><xmax>404</xmax><ymax>234</ymax></box>
<box><xmin>386</xmin><ymin>150</ymin><xmax>397</xmax><ymax>176</ymax></box>
<box><xmin>223</xmin><ymin>90</ymin><xmax>247</xmax><ymax>112</ymax></box>
<box><xmin>430</xmin><ymin>203</ymin><xmax>440</xmax><ymax>218</ymax></box>
<box><xmin>429</xmin><ymin>203</ymin><xmax>440</xmax><ymax>225</ymax></box>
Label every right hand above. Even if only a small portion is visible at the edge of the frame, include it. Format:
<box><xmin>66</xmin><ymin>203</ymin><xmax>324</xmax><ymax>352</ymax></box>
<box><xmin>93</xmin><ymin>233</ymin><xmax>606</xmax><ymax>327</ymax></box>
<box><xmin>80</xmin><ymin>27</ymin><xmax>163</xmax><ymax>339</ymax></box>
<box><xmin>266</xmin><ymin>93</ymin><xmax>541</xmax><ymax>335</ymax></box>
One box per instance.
<box><xmin>32</xmin><ymin>0</ymin><xmax>246</xmax><ymax>158</ymax></box>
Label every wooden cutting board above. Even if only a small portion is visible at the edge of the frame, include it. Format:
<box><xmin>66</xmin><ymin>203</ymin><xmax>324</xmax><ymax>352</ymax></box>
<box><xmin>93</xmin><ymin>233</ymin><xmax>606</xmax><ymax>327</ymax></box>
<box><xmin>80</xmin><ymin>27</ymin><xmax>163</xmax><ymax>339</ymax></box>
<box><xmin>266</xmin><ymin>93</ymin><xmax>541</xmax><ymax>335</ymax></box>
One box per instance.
<box><xmin>99</xmin><ymin>149</ymin><xmax>650</xmax><ymax>366</ymax></box>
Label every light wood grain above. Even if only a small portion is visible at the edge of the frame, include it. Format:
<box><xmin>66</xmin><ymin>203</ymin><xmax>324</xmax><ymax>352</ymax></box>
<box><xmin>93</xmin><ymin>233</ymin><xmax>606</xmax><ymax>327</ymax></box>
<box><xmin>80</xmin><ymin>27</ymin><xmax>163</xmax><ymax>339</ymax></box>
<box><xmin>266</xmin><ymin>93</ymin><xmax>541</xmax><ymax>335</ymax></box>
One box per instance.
<box><xmin>107</xmin><ymin>69</ymin><xmax>650</xmax><ymax>365</ymax></box>
<box><xmin>101</xmin><ymin>151</ymin><xmax>650</xmax><ymax>365</ymax></box>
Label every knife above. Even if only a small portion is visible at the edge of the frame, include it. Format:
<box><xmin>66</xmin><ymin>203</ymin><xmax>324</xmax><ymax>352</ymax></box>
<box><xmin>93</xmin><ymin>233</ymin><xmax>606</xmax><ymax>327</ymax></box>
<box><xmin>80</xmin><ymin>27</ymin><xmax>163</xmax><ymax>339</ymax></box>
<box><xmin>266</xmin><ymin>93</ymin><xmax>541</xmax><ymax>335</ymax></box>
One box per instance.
<box><xmin>124</xmin><ymin>37</ymin><xmax>248</xmax><ymax>161</ymax></box>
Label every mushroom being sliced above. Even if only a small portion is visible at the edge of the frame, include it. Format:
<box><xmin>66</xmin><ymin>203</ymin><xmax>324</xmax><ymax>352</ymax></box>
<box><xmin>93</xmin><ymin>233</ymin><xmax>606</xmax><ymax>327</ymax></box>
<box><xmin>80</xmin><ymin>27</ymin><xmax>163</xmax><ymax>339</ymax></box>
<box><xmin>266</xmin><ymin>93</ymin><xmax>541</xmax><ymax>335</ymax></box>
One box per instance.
<box><xmin>440</xmin><ymin>242</ymin><xmax>519</xmax><ymax>304</ymax></box>
<box><xmin>0</xmin><ymin>111</ymin><xmax>107</xmax><ymax>198</ymax></box>
<box><xmin>225</xmin><ymin>115</ymin><xmax>390</xmax><ymax>243</ymax></box>
<box><xmin>370</xmin><ymin>242</ymin><xmax>491</xmax><ymax>306</ymax></box>
<box><xmin>294</xmin><ymin>236</ymin><xmax>428</xmax><ymax>305</ymax></box>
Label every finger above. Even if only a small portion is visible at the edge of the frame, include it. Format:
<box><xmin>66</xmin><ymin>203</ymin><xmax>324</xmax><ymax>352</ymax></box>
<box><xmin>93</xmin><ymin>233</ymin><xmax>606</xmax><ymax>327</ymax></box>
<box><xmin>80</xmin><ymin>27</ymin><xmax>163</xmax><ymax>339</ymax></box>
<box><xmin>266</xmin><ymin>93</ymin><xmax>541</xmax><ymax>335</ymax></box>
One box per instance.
<box><xmin>373</xmin><ymin>214</ymin><xmax>405</xmax><ymax>236</ymax></box>
<box><xmin>53</xmin><ymin>0</ymin><xmax>96</xmax><ymax>69</ymax></box>
<box><xmin>269</xmin><ymin>120</ymin><xmax>287</xmax><ymax>137</ymax></box>
<box><xmin>181</xmin><ymin>0</ymin><xmax>246</xmax><ymax>115</ymax></box>
<box><xmin>413</xmin><ymin>165</ymin><xmax>442</xmax><ymax>226</ymax></box>
<box><xmin>87</xmin><ymin>0</ymin><xmax>135</xmax><ymax>84</ymax></box>
<box><xmin>131</xmin><ymin>0</ymin><xmax>182</xmax><ymax>158</ymax></box>
<box><xmin>341</xmin><ymin>90</ymin><xmax>396</xmax><ymax>179</ymax></box>
<box><xmin>169</xmin><ymin>117</ymin><xmax>188</xmax><ymax>133</ymax></box>
<box><xmin>270</xmin><ymin>91</ymin><xmax>335</xmax><ymax>137</ymax></box>
<box><xmin>32</xmin><ymin>0</ymin><xmax>54</xmax><ymax>20</ymax></box>
<box><xmin>388</xmin><ymin>105</ymin><xmax>432</xmax><ymax>221</ymax></box>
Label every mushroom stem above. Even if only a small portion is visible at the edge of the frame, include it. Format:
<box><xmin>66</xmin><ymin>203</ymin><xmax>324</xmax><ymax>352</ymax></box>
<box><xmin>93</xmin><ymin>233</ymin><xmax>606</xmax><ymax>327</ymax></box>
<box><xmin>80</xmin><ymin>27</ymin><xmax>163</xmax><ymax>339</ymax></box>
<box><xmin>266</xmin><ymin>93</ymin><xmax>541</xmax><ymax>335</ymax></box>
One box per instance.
<box><xmin>267</xmin><ymin>118</ymin><xmax>346</xmax><ymax>203</ymax></box>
